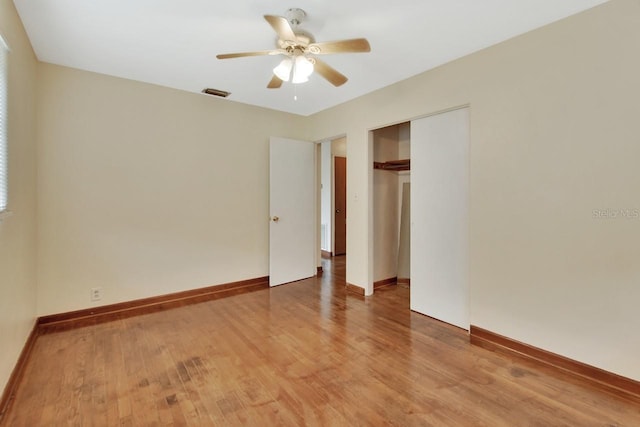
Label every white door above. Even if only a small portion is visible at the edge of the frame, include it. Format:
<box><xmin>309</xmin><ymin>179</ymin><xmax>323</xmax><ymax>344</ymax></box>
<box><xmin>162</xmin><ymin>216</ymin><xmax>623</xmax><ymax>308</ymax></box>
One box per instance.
<box><xmin>269</xmin><ymin>137</ymin><xmax>316</xmax><ymax>286</ymax></box>
<box><xmin>410</xmin><ymin>108</ymin><xmax>469</xmax><ymax>329</ymax></box>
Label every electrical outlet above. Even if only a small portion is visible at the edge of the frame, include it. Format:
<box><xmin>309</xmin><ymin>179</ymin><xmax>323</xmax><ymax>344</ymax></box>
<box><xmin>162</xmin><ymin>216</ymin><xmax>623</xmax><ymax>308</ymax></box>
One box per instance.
<box><xmin>90</xmin><ymin>287</ymin><xmax>103</xmax><ymax>301</ymax></box>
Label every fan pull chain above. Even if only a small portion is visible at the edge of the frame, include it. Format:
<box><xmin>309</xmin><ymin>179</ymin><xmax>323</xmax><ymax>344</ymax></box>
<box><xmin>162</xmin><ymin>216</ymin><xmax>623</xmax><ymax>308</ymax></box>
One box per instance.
<box><xmin>294</xmin><ymin>84</ymin><xmax>298</xmax><ymax>101</ymax></box>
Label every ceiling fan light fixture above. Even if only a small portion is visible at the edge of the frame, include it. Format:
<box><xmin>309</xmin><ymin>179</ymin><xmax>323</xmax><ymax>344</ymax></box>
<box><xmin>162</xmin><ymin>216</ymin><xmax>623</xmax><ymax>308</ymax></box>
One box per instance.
<box><xmin>291</xmin><ymin>73</ymin><xmax>309</xmax><ymax>84</ymax></box>
<box><xmin>274</xmin><ymin>56</ymin><xmax>314</xmax><ymax>84</ymax></box>
<box><xmin>291</xmin><ymin>56</ymin><xmax>314</xmax><ymax>84</ymax></box>
<box><xmin>218</xmin><ymin>9</ymin><xmax>370</xmax><ymax>89</ymax></box>
<box><xmin>273</xmin><ymin>58</ymin><xmax>293</xmax><ymax>81</ymax></box>
<box><xmin>295</xmin><ymin>56</ymin><xmax>314</xmax><ymax>77</ymax></box>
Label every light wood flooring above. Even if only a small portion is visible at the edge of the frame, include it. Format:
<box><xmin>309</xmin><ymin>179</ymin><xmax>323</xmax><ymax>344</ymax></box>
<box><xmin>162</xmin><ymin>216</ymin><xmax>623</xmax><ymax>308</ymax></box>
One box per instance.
<box><xmin>3</xmin><ymin>256</ymin><xmax>639</xmax><ymax>426</ymax></box>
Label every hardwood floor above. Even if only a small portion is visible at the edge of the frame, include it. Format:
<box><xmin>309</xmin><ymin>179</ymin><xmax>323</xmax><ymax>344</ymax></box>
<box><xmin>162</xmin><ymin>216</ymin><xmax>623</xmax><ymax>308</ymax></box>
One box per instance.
<box><xmin>3</xmin><ymin>256</ymin><xmax>639</xmax><ymax>426</ymax></box>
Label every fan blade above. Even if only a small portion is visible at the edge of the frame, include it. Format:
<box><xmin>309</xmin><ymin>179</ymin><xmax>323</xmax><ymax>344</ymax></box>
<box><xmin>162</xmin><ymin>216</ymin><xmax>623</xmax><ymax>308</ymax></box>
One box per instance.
<box><xmin>264</xmin><ymin>15</ymin><xmax>297</xmax><ymax>42</ymax></box>
<box><xmin>308</xmin><ymin>38</ymin><xmax>371</xmax><ymax>55</ymax></box>
<box><xmin>267</xmin><ymin>75</ymin><xmax>283</xmax><ymax>89</ymax></box>
<box><xmin>216</xmin><ymin>50</ymin><xmax>282</xmax><ymax>60</ymax></box>
<box><xmin>313</xmin><ymin>58</ymin><xmax>348</xmax><ymax>87</ymax></box>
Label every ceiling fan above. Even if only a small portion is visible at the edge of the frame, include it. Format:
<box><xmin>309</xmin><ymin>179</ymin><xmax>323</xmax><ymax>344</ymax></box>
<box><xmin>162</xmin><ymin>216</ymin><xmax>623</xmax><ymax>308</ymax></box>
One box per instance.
<box><xmin>216</xmin><ymin>8</ymin><xmax>371</xmax><ymax>89</ymax></box>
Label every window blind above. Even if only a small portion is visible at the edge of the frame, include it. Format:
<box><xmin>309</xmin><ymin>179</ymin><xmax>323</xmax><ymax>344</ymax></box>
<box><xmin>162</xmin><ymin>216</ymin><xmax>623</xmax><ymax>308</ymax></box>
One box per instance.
<box><xmin>0</xmin><ymin>35</ymin><xmax>8</xmax><ymax>213</ymax></box>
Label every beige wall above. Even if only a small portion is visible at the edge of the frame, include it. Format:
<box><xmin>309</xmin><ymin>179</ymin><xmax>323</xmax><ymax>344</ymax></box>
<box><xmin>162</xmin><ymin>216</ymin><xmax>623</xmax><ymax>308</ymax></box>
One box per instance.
<box><xmin>0</xmin><ymin>0</ymin><xmax>38</xmax><ymax>395</ymax></box>
<box><xmin>307</xmin><ymin>0</ymin><xmax>640</xmax><ymax>380</ymax></box>
<box><xmin>331</xmin><ymin>137</ymin><xmax>346</xmax><ymax>157</ymax></box>
<box><xmin>36</xmin><ymin>63</ymin><xmax>308</xmax><ymax>315</ymax></box>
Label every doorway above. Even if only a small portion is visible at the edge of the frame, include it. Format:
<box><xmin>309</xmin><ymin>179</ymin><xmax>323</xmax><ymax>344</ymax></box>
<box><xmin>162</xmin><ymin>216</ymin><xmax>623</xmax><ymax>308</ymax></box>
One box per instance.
<box><xmin>334</xmin><ymin>156</ymin><xmax>346</xmax><ymax>256</ymax></box>
<box><xmin>371</xmin><ymin>123</ymin><xmax>411</xmax><ymax>288</ymax></box>
<box><xmin>320</xmin><ymin>136</ymin><xmax>347</xmax><ymax>258</ymax></box>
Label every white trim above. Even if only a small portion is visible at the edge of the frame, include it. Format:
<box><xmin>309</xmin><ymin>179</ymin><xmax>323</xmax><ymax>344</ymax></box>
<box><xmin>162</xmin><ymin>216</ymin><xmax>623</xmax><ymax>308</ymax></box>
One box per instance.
<box><xmin>0</xmin><ymin>33</ymin><xmax>8</xmax><ymax>214</ymax></box>
<box><xmin>0</xmin><ymin>33</ymin><xmax>9</xmax><ymax>51</ymax></box>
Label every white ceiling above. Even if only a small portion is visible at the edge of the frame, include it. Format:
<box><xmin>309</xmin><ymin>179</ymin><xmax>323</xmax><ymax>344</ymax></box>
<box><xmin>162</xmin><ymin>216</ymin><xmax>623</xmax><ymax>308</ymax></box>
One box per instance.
<box><xmin>13</xmin><ymin>0</ymin><xmax>607</xmax><ymax>116</ymax></box>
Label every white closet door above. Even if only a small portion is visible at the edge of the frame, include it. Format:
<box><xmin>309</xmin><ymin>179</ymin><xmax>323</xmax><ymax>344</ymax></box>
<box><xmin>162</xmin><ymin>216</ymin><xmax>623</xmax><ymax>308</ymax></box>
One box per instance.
<box><xmin>410</xmin><ymin>108</ymin><xmax>469</xmax><ymax>329</ymax></box>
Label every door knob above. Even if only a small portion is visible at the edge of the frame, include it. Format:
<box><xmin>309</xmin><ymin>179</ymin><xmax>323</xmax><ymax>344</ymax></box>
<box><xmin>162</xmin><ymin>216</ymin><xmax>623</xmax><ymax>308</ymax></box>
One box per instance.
<box><xmin>335</xmin><ymin>209</ymin><xmax>341</xmax><ymax>213</ymax></box>
<box><xmin>272</xmin><ymin>216</ymin><xmax>280</xmax><ymax>222</ymax></box>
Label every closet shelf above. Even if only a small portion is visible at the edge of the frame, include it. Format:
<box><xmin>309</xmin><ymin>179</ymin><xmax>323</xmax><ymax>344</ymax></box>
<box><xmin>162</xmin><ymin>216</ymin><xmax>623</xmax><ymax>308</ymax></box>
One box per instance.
<box><xmin>373</xmin><ymin>159</ymin><xmax>410</xmax><ymax>171</ymax></box>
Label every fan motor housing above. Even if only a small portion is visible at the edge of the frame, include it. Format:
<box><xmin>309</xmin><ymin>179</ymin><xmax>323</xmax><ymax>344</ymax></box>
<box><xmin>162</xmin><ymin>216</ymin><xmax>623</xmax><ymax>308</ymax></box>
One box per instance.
<box><xmin>277</xmin><ymin>31</ymin><xmax>315</xmax><ymax>50</ymax></box>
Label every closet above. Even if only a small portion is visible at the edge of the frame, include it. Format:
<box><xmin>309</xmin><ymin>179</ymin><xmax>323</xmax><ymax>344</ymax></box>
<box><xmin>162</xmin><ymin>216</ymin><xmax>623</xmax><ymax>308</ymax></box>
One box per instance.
<box><xmin>370</xmin><ymin>108</ymin><xmax>468</xmax><ymax>330</ymax></box>
<box><xmin>372</xmin><ymin>122</ymin><xmax>411</xmax><ymax>288</ymax></box>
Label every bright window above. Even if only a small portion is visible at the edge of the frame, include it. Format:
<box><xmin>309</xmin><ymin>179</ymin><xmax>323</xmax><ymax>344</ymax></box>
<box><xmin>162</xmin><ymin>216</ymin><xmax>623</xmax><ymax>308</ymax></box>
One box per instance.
<box><xmin>0</xmin><ymin>35</ymin><xmax>7</xmax><ymax>213</ymax></box>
